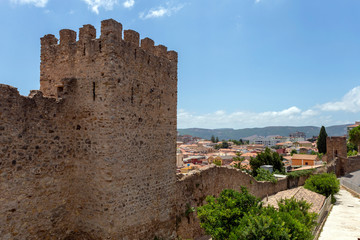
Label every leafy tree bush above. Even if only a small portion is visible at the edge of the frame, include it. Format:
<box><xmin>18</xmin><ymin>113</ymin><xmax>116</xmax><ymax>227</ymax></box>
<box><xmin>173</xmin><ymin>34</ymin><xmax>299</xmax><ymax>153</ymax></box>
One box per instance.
<box><xmin>214</xmin><ymin>140</ymin><xmax>230</xmax><ymax>149</ymax></box>
<box><xmin>198</xmin><ymin>188</ymin><xmax>317</xmax><ymax>240</ymax></box>
<box><xmin>286</xmin><ymin>169</ymin><xmax>314</xmax><ymax>178</ymax></box>
<box><xmin>349</xmin><ymin>126</ymin><xmax>360</xmax><ymax>151</ymax></box>
<box><xmin>254</xmin><ymin>168</ymin><xmax>277</xmax><ymax>183</ymax></box>
<box><xmin>214</xmin><ymin>159</ymin><xmax>222</xmax><ymax>166</ymax></box>
<box><xmin>232</xmin><ymin>153</ymin><xmax>246</xmax><ymax>171</ymax></box>
<box><xmin>290</xmin><ymin>149</ymin><xmax>298</xmax><ymax>156</ymax></box>
<box><xmin>347</xmin><ymin>141</ymin><xmax>358</xmax><ymax>152</ymax></box>
<box><xmin>317</xmin><ymin>126</ymin><xmax>328</xmax><ymax>154</ymax></box>
<box><xmin>304</xmin><ymin>173</ymin><xmax>339</xmax><ymax>198</ymax></box>
<box><xmin>250</xmin><ymin>148</ymin><xmax>284</xmax><ymax>176</ymax></box>
<box><xmin>197</xmin><ymin>187</ymin><xmax>261</xmax><ymax>240</ymax></box>
<box><xmin>211</xmin><ymin>135</ymin><xmax>216</xmax><ymax>143</ymax></box>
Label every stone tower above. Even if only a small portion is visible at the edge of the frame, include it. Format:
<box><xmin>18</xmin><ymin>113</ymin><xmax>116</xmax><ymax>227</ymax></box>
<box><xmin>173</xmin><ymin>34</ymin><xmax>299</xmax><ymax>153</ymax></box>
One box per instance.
<box><xmin>0</xmin><ymin>19</ymin><xmax>177</xmax><ymax>239</ymax></box>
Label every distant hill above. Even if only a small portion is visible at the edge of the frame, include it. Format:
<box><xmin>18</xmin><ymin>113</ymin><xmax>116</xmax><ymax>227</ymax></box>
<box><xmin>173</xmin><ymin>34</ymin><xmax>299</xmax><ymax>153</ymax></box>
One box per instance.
<box><xmin>177</xmin><ymin>124</ymin><xmax>349</xmax><ymax>140</ymax></box>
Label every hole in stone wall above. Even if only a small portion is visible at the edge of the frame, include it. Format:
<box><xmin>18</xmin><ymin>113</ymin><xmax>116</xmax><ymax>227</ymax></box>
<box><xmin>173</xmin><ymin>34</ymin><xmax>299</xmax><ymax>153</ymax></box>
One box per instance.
<box><xmin>134</xmin><ymin>49</ymin><xmax>137</xmax><ymax>59</ymax></box>
<box><xmin>57</xmin><ymin>86</ymin><xmax>63</xmax><ymax>98</ymax></box>
<box><xmin>147</xmin><ymin>57</ymin><xmax>150</xmax><ymax>65</ymax></box>
<box><xmin>99</xmin><ymin>41</ymin><xmax>102</xmax><ymax>53</ymax></box>
<box><xmin>83</xmin><ymin>43</ymin><xmax>86</xmax><ymax>56</ymax></box>
<box><xmin>76</xmin><ymin>125</ymin><xmax>81</xmax><ymax>130</ymax></box>
<box><xmin>131</xmin><ymin>87</ymin><xmax>134</xmax><ymax>104</ymax></box>
<box><xmin>12</xmin><ymin>160</ymin><xmax>16</xmax><ymax>166</ymax></box>
<box><xmin>92</xmin><ymin>82</ymin><xmax>96</xmax><ymax>101</ymax></box>
<box><xmin>138</xmin><ymin>118</ymin><xmax>143</xmax><ymax>122</ymax></box>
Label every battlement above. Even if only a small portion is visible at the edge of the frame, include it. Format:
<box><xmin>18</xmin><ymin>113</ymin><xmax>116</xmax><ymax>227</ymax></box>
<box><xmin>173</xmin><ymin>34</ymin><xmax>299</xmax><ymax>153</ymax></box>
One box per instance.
<box><xmin>41</xmin><ymin>18</ymin><xmax>177</xmax><ymax>62</ymax></box>
<box><xmin>40</xmin><ymin>19</ymin><xmax>177</xmax><ymax>98</ymax></box>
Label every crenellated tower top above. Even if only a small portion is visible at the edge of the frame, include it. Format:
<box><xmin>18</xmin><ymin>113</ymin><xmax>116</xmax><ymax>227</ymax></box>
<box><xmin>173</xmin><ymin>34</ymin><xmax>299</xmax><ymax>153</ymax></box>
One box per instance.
<box><xmin>40</xmin><ymin>19</ymin><xmax>177</xmax><ymax>98</ymax></box>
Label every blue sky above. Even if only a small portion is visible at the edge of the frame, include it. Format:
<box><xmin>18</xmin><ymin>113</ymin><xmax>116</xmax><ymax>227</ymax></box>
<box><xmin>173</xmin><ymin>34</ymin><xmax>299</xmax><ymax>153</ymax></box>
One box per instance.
<box><xmin>0</xmin><ymin>0</ymin><xmax>359</xmax><ymax>129</ymax></box>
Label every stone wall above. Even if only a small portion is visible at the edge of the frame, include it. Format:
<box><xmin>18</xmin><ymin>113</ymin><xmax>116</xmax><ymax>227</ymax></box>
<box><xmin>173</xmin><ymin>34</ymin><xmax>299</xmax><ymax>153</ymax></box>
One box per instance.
<box><xmin>174</xmin><ymin>166</ymin><xmax>308</xmax><ymax>239</ymax></box>
<box><xmin>346</xmin><ymin>156</ymin><xmax>360</xmax><ymax>174</ymax></box>
<box><xmin>0</xmin><ymin>19</ymin><xmax>177</xmax><ymax>240</ymax></box>
<box><xmin>326</xmin><ymin>136</ymin><xmax>347</xmax><ymax>161</ymax></box>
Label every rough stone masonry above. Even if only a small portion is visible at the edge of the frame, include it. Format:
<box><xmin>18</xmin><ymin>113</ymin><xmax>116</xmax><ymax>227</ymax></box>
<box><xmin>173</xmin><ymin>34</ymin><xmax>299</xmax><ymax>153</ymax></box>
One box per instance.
<box><xmin>0</xmin><ymin>19</ymin><xmax>178</xmax><ymax>239</ymax></box>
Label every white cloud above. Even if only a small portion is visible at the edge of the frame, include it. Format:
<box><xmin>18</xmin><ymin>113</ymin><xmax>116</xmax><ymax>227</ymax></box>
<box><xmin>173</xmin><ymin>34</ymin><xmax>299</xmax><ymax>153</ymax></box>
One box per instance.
<box><xmin>317</xmin><ymin>86</ymin><xmax>360</xmax><ymax>113</ymax></box>
<box><xmin>178</xmin><ymin>107</ymin><xmax>327</xmax><ymax>129</ymax></box>
<box><xmin>82</xmin><ymin>0</ymin><xmax>118</xmax><ymax>14</ymax></box>
<box><xmin>255</xmin><ymin>0</ymin><xmax>261</xmax><ymax>3</ymax></box>
<box><xmin>140</xmin><ymin>3</ymin><xmax>184</xmax><ymax>19</ymax></box>
<box><xmin>123</xmin><ymin>0</ymin><xmax>134</xmax><ymax>8</ymax></box>
<box><xmin>10</xmin><ymin>0</ymin><xmax>48</xmax><ymax>7</ymax></box>
<box><xmin>178</xmin><ymin>86</ymin><xmax>360</xmax><ymax>129</ymax></box>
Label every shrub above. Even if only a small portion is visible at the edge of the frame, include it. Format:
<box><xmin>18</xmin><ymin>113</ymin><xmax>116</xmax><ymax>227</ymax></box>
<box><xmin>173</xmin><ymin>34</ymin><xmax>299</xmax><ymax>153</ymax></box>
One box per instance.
<box><xmin>198</xmin><ymin>188</ymin><xmax>317</xmax><ymax>240</ymax></box>
<box><xmin>197</xmin><ymin>187</ymin><xmax>261</xmax><ymax>240</ymax></box>
<box><xmin>286</xmin><ymin>169</ymin><xmax>315</xmax><ymax>178</ymax></box>
<box><xmin>254</xmin><ymin>168</ymin><xmax>277</xmax><ymax>183</ymax></box>
<box><xmin>304</xmin><ymin>173</ymin><xmax>339</xmax><ymax>198</ymax></box>
<box><xmin>250</xmin><ymin>148</ymin><xmax>285</xmax><ymax>176</ymax></box>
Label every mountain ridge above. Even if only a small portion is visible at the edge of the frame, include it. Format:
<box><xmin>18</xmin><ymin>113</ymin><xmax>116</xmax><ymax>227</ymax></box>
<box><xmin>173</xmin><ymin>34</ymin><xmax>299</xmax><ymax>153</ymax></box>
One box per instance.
<box><xmin>177</xmin><ymin>124</ymin><xmax>349</xmax><ymax>140</ymax></box>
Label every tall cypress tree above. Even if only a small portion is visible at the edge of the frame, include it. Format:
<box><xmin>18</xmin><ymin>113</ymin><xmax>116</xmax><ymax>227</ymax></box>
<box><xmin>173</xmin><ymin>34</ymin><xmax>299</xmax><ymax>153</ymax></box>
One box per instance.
<box><xmin>211</xmin><ymin>135</ymin><xmax>216</xmax><ymax>143</ymax></box>
<box><xmin>317</xmin><ymin>126</ymin><xmax>328</xmax><ymax>154</ymax></box>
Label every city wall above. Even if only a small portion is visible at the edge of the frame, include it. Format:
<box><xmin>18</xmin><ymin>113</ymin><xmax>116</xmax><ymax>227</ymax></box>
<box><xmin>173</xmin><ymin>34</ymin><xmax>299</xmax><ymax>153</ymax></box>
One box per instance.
<box><xmin>1</xmin><ymin>19</ymin><xmax>177</xmax><ymax>240</ymax></box>
<box><xmin>2</xmin><ymin>19</ymin><xmax>360</xmax><ymax>240</ymax></box>
<box><xmin>174</xmin><ymin>166</ymin><xmax>308</xmax><ymax>239</ymax></box>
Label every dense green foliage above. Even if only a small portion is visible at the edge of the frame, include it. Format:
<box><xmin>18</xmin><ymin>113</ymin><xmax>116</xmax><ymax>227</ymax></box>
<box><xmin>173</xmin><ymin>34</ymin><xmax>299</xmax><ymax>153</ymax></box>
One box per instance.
<box><xmin>197</xmin><ymin>187</ymin><xmax>261</xmax><ymax>240</ymax></box>
<box><xmin>349</xmin><ymin>126</ymin><xmax>360</xmax><ymax>150</ymax></box>
<box><xmin>229</xmin><ymin>139</ymin><xmax>249</xmax><ymax>145</ymax></box>
<box><xmin>211</xmin><ymin>135</ymin><xmax>216</xmax><ymax>143</ymax></box>
<box><xmin>254</xmin><ymin>168</ymin><xmax>277</xmax><ymax>183</ymax></box>
<box><xmin>250</xmin><ymin>148</ymin><xmax>285</xmax><ymax>176</ymax></box>
<box><xmin>214</xmin><ymin>159</ymin><xmax>222</xmax><ymax>166</ymax></box>
<box><xmin>198</xmin><ymin>188</ymin><xmax>317</xmax><ymax>240</ymax></box>
<box><xmin>214</xmin><ymin>140</ymin><xmax>230</xmax><ymax>149</ymax></box>
<box><xmin>286</xmin><ymin>169</ymin><xmax>314</xmax><ymax>178</ymax></box>
<box><xmin>347</xmin><ymin>141</ymin><xmax>358</xmax><ymax>156</ymax></box>
<box><xmin>317</xmin><ymin>126</ymin><xmax>328</xmax><ymax>154</ymax></box>
<box><xmin>232</xmin><ymin>153</ymin><xmax>246</xmax><ymax>171</ymax></box>
<box><xmin>347</xmin><ymin>141</ymin><xmax>359</xmax><ymax>152</ymax></box>
<box><xmin>290</xmin><ymin>149</ymin><xmax>298</xmax><ymax>156</ymax></box>
<box><xmin>304</xmin><ymin>173</ymin><xmax>340</xmax><ymax>198</ymax></box>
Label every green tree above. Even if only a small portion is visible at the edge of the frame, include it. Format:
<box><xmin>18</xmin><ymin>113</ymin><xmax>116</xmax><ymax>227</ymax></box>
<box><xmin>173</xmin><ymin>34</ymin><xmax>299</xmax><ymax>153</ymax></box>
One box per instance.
<box><xmin>211</xmin><ymin>135</ymin><xmax>216</xmax><ymax>143</ymax></box>
<box><xmin>349</xmin><ymin>125</ymin><xmax>360</xmax><ymax>152</ymax></box>
<box><xmin>197</xmin><ymin>187</ymin><xmax>261</xmax><ymax>240</ymax></box>
<box><xmin>317</xmin><ymin>126</ymin><xmax>328</xmax><ymax>154</ymax></box>
<box><xmin>254</xmin><ymin>168</ymin><xmax>277</xmax><ymax>183</ymax></box>
<box><xmin>290</xmin><ymin>149</ymin><xmax>298</xmax><ymax>156</ymax></box>
<box><xmin>232</xmin><ymin>153</ymin><xmax>246</xmax><ymax>171</ymax></box>
<box><xmin>250</xmin><ymin>148</ymin><xmax>284</xmax><ymax>176</ymax></box>
<box><xmin>304</xmin><ymin>173</ymin><xmax>340</xmax><ymax>198</ymax></box>
<box><xmin>198</xmin><ymin>188</ymin><xmax>317</xmax><ymax>240</ymax></box>
<box><xmin>215</xmin><ymin>136</ymin><xmax>219</xmax><ymax>143</ymax></box>
<box><xmin>222</xmin><ymin>140</ymin><xmax>229</xmax><ymax>149</ymax></box>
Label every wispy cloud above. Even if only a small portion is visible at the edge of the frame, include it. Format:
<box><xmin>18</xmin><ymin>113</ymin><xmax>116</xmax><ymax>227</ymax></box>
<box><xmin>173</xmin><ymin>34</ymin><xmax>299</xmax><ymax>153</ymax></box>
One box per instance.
<box><xmin>10</xmin><ymin>0</ymin><xmax>48</xmax><ymax>7</ymax></box>
<box><xmin>178</xmin><ymin>107</ymin><xmax>326</xmax><ymax>129</ymax></box>
<box><xmin>255</xmin><ymin>0</ymin><xmax>261</xmax><ymax>3</ymax></box>
<box><xmin>317</xmin><ymin>86</ymin><xmax>360</xmax><ymax>113</ymax></box>
<box><xmin>179</xmin><ymin>86</ymin><xmax>360</xmax><ymax>129</ymax></box>
<box><xmin>123</xmin><ymin>0</ymin><xmax>134</xmax><ymax>8</ymax></box>
<box><xmin>140</xmin><ymin>3</ymin><xmax>184</xmax><ymax>19</ymax></box>
<box><xmin>82</xmin><ymin>0</ymin><xmax>118</xmax><ymax>14</ymax></box>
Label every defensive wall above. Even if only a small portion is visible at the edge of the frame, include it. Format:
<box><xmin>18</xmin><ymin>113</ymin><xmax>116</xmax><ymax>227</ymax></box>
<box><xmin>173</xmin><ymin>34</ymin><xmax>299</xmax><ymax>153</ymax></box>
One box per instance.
<box><xmin>326</xmin><ymin>136</ymin><xmax>360</xmax><ymax>176</ymax></box>
<box><xmin>1</xmin><ymin>19</ymin><xmax>177</xmax><ymax>239</ymax></box>
<box><xmin>174</xmin><ymin>166</ymin><xmax>308</xmax><ymax>239</ymax></box>
<box><xmin>1</xmin><ymin>19</ymin><xmax>360</xmax><ymax>240</ymax></box>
